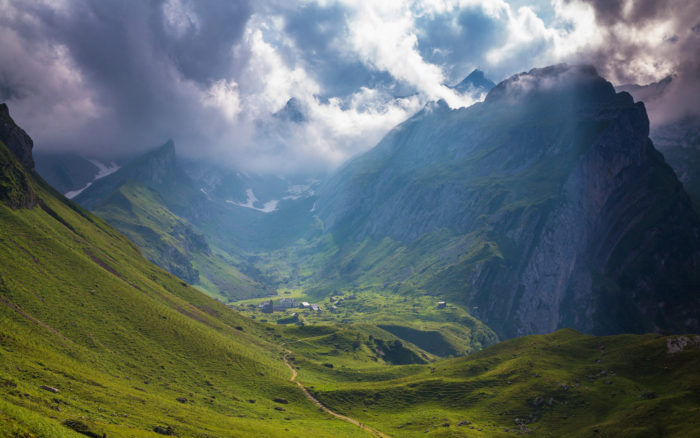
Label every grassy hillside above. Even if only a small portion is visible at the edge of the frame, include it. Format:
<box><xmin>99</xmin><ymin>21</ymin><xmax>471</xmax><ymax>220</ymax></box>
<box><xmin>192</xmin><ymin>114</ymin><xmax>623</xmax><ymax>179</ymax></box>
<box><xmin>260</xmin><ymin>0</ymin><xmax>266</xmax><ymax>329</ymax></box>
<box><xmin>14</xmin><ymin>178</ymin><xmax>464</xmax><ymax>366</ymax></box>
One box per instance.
<box><xmin>296</xmin><ymin>329</ymin><xmax>700</xmax><ymax>437</ymax></box>
<box><xmin>0</xmin><ymin>138</ymin><xmax>366</xmax><ymax>437</ymax></box>
<box><xmin>92</xmin><ymin>181</ymin><xmax>270</xmax><ymax>300</ymax></box>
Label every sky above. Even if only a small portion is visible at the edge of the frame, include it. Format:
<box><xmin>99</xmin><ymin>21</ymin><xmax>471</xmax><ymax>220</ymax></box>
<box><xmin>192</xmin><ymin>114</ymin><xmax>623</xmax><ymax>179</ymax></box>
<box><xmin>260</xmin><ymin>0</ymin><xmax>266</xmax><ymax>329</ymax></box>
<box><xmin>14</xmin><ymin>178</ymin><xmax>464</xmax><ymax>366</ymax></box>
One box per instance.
<box><xmin>0</xmin><ymin>0</ymin><xmax>698</xmax><ymax>174</ymax></box>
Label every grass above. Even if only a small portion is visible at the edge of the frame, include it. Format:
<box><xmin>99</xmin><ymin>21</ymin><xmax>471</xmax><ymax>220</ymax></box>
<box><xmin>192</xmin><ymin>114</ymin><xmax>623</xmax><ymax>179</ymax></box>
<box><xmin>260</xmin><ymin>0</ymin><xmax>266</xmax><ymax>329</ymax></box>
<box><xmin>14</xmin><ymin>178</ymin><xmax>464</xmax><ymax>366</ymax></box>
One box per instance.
<box><xmin>0</xmin><ymin>139</ymin><xmax>370</xmax><ymax>437</ymax></box>
<box><xmin>293</xmin><ymin>329</ymin><xmax>700</xmax><ymax>437</ymax></box>
<box><xmin>232</xmin><ymin>287</ymin><xmax>498</xmax><ymax>359</ymax></box>
<box><xmin>92</xmin><ymin>181</ymin><xmax>270</xmax><ymax>301</ymax></box>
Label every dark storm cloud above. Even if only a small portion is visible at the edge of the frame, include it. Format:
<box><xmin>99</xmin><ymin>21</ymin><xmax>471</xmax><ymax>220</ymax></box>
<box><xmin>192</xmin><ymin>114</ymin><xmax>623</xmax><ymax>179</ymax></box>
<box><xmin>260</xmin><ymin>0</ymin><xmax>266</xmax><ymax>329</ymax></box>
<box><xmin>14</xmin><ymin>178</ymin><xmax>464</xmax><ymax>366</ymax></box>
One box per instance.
<box><xmin>0</xmin><ymin>0</ymin><xmax>251</xmax><ymax>158</ymax></box>
<box><xmin>155</xmin><ymin>0</ymin><xmax>251</xmax><ymax>84</ymax></box>
<box><xmin>573</xmin><ymin>0</ymin><xmax>700</xmax><ymax>124</ymax></box>
<box><xmin>1</xmin><ymin>0</ymin><xmax>695</xmax><ymax>173</ymax></box>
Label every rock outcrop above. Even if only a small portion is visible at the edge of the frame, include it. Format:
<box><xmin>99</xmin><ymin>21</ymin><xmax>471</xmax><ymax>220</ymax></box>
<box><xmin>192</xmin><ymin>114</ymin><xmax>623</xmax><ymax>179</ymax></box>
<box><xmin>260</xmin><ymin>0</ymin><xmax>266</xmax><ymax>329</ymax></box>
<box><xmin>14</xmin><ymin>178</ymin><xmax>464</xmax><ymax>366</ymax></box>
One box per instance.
<box><xmin>0</xmin><ymin>103</ymin><xmax>34</xmax><ymax>170</ymax></box>
<box><xmin>0</xmin><ymin>103</ymin><xmax>37</xmax><ymax>208</ymax></box>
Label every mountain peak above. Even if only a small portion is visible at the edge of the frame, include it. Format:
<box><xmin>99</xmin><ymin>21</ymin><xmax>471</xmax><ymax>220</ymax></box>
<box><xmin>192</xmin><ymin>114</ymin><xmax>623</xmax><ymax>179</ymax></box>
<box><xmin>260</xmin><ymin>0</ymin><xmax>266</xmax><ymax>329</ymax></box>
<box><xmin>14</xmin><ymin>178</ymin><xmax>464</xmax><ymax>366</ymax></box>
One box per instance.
<box><xmin>74</xmin><ymin>139</ymin><xmax>192</xmax><ymax>210</ymax></box>
<box><xmin>151</xmin><ymin>138</ymin><xmax>176</xmax><ymax>157</ymax></box>
<box><xmin>273</xmin><ymin>98</ymin><xmax>306</xmax><ymax>123</ymax></box>
<box><xmin>484</xmin><ymin>64</ymin><xmax>621</xmax><ymax>108</ymax></box>
<box><xmin>452</xmin><ymin>69</ymin><xmax>495</xmax><ymax>94</ymax></box>
<box><xmin>0</xmin><ymin>103</ymin><xmax>35</xmax><ymax>170</ymax></box>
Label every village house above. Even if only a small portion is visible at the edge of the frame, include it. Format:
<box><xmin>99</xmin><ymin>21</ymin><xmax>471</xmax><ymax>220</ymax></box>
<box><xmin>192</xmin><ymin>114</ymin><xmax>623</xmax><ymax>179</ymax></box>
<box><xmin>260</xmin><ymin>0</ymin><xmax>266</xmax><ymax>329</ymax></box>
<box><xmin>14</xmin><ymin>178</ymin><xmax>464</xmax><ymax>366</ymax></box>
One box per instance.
<box><xmin>437</xmin><ymin>301</ymin><xmax>446</xmax><ymax>309</ymax></box>
<box><xmin>260</xmin><ymin>300</ymin><xmax>273</xmax><ymax>313</ymax></box>
<box><xmin>273</xmin><ymin>298</ymin><xmax>297</xmax><ymax>311</ymax></box>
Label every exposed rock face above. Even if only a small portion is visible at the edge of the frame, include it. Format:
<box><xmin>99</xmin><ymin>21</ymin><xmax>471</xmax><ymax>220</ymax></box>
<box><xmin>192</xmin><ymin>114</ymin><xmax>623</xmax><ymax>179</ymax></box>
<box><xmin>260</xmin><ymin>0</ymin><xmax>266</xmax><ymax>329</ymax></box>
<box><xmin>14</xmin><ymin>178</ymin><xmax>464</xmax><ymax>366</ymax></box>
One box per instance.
<box><xmin>0</xmin><ymin>103</ymin><xmax>34</xmax><ymax>170</ymax></box>
<box><xmin>316</xmin><ymin>64</ymin><xmax>700</xmax><ymax>338</ymax></box>
<box><xmin>0</xmin><ymin>103</ymin><xmax>37</xmax><ymax>208</ymax></box>
<box><xmin>616</xmin><ymin>78</ymin><xmax>700</xmax><ymax>207</ymax></box>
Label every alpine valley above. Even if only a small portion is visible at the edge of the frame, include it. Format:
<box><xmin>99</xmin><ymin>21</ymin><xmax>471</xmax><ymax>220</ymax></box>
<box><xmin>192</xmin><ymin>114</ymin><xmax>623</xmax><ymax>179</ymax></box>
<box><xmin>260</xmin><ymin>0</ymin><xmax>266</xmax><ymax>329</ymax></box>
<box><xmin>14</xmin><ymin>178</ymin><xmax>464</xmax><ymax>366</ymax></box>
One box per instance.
<box><xmin>2</xmin><ymin>64</ymin><xmax>700</xmax><ymax>438</ymax></box>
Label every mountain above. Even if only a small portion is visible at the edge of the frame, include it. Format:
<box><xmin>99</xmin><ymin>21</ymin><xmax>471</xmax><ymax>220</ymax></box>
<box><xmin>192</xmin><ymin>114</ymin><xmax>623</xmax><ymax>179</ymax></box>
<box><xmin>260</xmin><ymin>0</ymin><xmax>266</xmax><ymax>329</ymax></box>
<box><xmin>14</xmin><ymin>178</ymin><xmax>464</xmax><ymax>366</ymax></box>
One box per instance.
<box><xmin>3</xmin><ymin>84</ymin><xmax>700</xmax><ymax>436</ymax></box>
<box><xmin>313</xmin><ymin>64</ymin><xmax>700</xmax><ymax>338</ymax></box>
<box><xmin>0</xmin><ymin>104</ymin><xmax>368</xmax><ymax>437</ymax></box>
<box><xmin>72</xmin><ymin>140</ymin><xmax>323</xmax><ymax>300</ymax></box>
<box><xmin>74</xmin><ymin>139</ymin><xmax>195</xmax><ymax>212</ymax></box>
<box><xmin>70</xmin><ymin>141</ymin><xmax>279</xmax><ymax>300</ymax></box>
<box><xmin>451</xmin><ymin>69</ymin><xmax>496</xmax><ymax>94</ymax></box>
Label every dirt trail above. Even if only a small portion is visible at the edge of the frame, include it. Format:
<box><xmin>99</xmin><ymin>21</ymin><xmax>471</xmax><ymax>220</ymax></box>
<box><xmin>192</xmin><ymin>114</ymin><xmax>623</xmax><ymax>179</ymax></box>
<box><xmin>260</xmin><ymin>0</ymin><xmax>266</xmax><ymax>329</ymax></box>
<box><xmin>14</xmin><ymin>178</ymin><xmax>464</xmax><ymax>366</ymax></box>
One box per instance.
<box><xmin>282</xmin><ymin>352</ymin><xmax>390</xmax><ymax>438</ymax></box>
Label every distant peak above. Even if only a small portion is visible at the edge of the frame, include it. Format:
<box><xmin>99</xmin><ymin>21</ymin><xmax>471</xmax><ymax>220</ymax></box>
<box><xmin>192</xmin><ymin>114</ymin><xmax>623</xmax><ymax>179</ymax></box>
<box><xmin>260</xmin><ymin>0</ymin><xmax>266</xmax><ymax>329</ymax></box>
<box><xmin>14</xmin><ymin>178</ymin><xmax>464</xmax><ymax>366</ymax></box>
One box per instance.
<box><xmin>466</xmin><ymin>69</ymin><xmax>486</xmax><ymax>81</ymax></box>
<box><xmin>452</xmin><ymin>69</ymin><xmax>495</xmax><ymax>94</ymax></box>
<box><xmin>159</xmin><ymin>139</ymin><xmax>175</xmax><ymax>152</ymax></box>
<box><xmin>147</xmin><ymin>139</ymin><xmax>176</xmax><ymax>160</ymax></box>
<box><xmin>273</xmin><ymin>98</ymin><xmax>306</xmax><ymax>123</ymax></box>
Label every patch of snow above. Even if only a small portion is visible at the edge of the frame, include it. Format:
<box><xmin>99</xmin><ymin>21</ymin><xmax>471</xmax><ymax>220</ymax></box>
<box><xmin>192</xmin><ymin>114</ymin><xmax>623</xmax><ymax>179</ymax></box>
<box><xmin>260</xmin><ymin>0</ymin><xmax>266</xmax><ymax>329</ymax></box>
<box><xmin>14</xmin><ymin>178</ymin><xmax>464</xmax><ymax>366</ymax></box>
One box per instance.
<box><xmin>200</xmin><ymin>187</ymin><xmax>211</xmax><ymax>200</ymax></box>
<box><xmin>89</xmin><ymin>159</ymin><xmax>120</xmax><ymax>179</ymax></box>
<box><xmin>226</xmin><ymin>188</ymin><xmax>279</xmax><ymax>213</ymax></box>
<box><xmin>282</xmin><ymin>183</ymin><xmax>316</xmax><ymax>200</ymax></box>
<box><xmin>64</xmin><ymin>159</ymin><xmax>120</xmax><ymax>199</ymax></box>
<box><xmin>65</xmin><ymin>182</ymin><xmax>93</xmax><ymax>199</ymax></box>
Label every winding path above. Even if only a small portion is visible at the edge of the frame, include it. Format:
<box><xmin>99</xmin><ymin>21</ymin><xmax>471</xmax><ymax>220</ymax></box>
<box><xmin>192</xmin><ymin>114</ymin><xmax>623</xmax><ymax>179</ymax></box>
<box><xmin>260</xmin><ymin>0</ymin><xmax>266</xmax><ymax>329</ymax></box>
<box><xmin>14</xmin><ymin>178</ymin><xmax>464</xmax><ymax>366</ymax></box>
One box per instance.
<box><xmin>282</xmin><ymin>351</ymin><xmax>390</xmax><ymax>438</ymax></box>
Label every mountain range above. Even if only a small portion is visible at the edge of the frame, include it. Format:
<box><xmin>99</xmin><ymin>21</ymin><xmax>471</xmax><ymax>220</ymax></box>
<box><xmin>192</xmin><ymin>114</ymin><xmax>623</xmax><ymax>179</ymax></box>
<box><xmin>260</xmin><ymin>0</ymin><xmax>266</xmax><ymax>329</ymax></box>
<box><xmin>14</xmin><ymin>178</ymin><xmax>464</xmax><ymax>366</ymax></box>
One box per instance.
<box><xmin>63</xmin><ymin>66</ymin><xmax>700</xmax><ymax>341</ymax></box>
<box><xmin>3</xmin><ymin>64</ymin><xmax>700</xmax><ymax>436</ymax></box>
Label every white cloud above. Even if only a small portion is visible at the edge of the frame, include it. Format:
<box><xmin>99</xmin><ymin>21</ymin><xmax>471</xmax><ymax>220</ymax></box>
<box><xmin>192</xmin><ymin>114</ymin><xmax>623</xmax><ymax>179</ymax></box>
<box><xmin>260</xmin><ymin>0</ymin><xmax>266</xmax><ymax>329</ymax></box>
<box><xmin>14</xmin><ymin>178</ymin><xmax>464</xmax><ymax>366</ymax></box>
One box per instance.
<box><xmin>202</xmin><ymin>79</ymin><xmax>241</xmax><ymax>121</ymax></box>
<box><xmin>162</xmin><ymin>0</ymin><xmax>200</xmax><ymax>38</ymax></box>
<box><xmin>330</xmin><ymin>0</ymin><xmax>478</xmax><ymax>108</ymax></box>
<box><xmin>218</xmin><ymin>13</ymin><xmax>426</xmax><ymax>173</ymax></box>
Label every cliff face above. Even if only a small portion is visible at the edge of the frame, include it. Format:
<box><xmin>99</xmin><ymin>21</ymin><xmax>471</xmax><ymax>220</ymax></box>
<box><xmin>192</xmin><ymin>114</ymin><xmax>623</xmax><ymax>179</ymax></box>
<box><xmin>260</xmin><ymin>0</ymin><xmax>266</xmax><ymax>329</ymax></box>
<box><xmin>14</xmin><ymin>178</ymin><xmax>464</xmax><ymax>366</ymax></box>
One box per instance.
<box><xmin>316</xmin><ymin>65</ymin><xmax>700</xmax><ymax>338</ymax></box>
<box><xmin>0</xmin><ymin>103</ymin><xmax>36</xmax><ymax>208</ymax></box>
<box><xmin>0</xmin><ymin>103</ymin><xmax>34</xmax><ymax>170</ymax></box>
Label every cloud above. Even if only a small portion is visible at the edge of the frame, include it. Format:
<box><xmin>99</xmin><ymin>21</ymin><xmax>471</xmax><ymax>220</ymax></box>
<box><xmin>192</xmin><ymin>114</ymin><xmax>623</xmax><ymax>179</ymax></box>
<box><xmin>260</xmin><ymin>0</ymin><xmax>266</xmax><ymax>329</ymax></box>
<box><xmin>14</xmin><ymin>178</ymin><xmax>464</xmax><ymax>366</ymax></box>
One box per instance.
<box><xmin>567</xmin><ymin>0</ymin><xmax>700</xmax><ymax>124</ymax></box>
<box><xmin>0</xmin><ymin>0</ymin><xmax>697</xmax><ymax>173</ymax></box>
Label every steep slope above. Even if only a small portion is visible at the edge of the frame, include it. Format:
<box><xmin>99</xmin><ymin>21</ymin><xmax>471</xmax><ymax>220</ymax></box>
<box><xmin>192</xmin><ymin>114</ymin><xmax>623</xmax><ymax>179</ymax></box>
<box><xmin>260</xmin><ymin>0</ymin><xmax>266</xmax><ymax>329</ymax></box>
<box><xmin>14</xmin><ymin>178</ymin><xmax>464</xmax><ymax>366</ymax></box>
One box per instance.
<box><xmin>0</xmin><ymin>105</ymin><xmax>365</xmax><ymax>437</ymax></box>
<box><xmin>617</xmin><ymin>78</ymin><xmax>700</xmax><ymax>210</ymax></box>
<box><xmin>92</xmin><ymin>180</ymin><xmax>270</xmax><ymax>300</ymax></box>
<box><xmin>74</xmin><ymin>141</ymin><xmax>323</xmax><ymax>299</ymax></box>
<box><xmin>651</xmin><ymin>117</ymin><xmax>700</xmax><ymax>209</ymax></box>
<box><xmin>73</xmin><ymin>142</ymin><xmax>281</xmax><ymax>299</ymax></box>
<box><xmin>314</xmin><ymin>64</ymin><xmax>700</xmax><ymax>338</ymax></box>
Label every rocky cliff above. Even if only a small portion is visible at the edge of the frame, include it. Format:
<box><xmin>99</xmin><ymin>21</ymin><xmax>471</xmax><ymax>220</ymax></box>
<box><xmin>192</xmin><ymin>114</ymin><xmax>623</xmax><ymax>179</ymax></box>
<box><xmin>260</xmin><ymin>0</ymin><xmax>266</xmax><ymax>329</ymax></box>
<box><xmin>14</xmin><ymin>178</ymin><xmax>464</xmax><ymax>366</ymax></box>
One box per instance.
<box><xmin>316</xmin><ymin>64</ymin><xmax>700</xmax><ymax>338</ymax></box>
<box><xmin>0</xmin><ymin>103</ymin><xmax>34</xmax><ymax>170</ymax></box>
<box><xmin>0</xmin><ymin>103</ymin><xmax>36</xmax><ymax>208</ymax></box>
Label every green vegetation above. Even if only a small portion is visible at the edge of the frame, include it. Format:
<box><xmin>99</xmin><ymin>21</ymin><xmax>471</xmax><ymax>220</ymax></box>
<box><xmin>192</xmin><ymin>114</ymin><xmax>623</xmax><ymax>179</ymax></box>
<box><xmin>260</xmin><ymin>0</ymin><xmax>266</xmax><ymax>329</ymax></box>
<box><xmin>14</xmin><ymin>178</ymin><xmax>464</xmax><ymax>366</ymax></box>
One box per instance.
<box><xmin>232</xmin><ymin>287</ymin><xmax>498</xmax><ymax>358</ymax></box>
<box><xmin>297</xmin><ymin>329</ymin><xmax>700</xmax><ymax>437</ymax></box>
<box><xmin>93</xmin><ymin>181</ymin><xmax>268</xmax><ymax>300</ymax></box>
<box><xmin>0</xmin><ymin>139</ymin><xmax>367</xmax><ymax>437</ymax></box>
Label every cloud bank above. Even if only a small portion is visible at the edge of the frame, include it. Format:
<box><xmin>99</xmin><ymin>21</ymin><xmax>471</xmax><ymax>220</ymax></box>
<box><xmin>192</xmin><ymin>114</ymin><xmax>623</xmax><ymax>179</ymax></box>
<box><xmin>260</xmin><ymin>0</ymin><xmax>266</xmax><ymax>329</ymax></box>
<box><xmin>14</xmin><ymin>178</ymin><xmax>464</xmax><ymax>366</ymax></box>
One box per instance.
<box><xmin>0</xmin><ymin>0</ymin><xmax>697</xmax><ymax>173</ymax></box>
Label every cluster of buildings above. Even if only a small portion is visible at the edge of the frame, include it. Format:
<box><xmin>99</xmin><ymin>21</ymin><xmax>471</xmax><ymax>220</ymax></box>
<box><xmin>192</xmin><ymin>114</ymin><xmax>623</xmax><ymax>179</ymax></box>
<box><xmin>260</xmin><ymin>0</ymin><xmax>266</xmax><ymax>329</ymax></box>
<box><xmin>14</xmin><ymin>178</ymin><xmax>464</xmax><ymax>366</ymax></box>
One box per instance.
<box><xmin>257</xmin><ymin>292</ymin><xmax>362</xmax><ymax>314</ymax></box>
<box><xmin>259</xmin><ymin>298</ymin><xmax>322</xmax><ymax>314</ymax></box>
